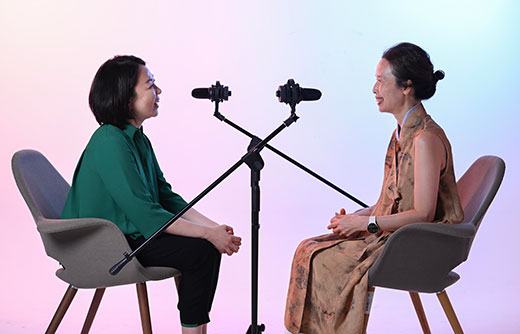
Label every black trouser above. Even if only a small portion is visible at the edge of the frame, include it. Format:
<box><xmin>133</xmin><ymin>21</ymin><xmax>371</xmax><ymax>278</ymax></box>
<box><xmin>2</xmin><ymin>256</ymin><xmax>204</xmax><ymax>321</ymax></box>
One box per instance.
<box><xmin>127</xmin><ymin>234</ymin><xmax>221</xmax><ymax>325</ymax></box>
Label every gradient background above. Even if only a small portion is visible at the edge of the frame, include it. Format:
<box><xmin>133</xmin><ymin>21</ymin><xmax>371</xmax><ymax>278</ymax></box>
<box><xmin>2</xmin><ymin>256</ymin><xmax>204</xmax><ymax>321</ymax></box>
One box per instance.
<box><xmin>1</xmin><ymin>0</ymin><xmax>519</xmax><ymax>333</ymax></box>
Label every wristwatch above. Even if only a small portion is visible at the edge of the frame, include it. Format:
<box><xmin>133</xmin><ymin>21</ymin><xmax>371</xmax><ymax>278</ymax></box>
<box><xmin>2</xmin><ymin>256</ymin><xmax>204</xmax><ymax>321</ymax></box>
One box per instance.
<box><xmin>367</xmin><ymin>216</ymin><xmax>379</xmax><ymax>234</ymax></box>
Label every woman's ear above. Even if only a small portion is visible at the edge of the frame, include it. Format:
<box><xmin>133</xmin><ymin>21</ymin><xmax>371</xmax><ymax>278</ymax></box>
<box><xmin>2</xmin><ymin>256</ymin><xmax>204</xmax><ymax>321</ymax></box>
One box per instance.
<box><xmin>403</xmin><ymin>79</ymin><xmax>414</xmax><ymax>96</ymax></box>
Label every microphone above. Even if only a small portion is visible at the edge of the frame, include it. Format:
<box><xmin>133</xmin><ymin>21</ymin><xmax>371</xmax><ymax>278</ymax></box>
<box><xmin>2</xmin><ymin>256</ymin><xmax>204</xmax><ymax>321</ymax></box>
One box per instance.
<box><xmin>276</xmin><ymin>79</ymin><xmax>321</xmax><ymax>106</ymax></box>
<box><xmin>192</xmin><ymin>81</ymin><xmax>231</xmax><ymax>102</ymax></box>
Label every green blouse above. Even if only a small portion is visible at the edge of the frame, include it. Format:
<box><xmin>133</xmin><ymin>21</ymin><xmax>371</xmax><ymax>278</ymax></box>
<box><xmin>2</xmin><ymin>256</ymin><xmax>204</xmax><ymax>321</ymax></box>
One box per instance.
<box><xmin>61</xmin><ymin>124</ymin><xmax>188</xmax><ymax>239</ymax></box>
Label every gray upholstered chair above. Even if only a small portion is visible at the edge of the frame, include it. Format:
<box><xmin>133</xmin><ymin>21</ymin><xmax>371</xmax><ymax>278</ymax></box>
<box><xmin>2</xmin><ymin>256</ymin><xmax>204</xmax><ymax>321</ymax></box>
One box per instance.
<box><xmin>12</xmin><ymin>149</ymin><xmax>181</xmax><ymax>334</ymax></box>
<box><xmin>363</xmin><ymin>155</ymin><xmax>505</xmax><ymax>334</ymax></box>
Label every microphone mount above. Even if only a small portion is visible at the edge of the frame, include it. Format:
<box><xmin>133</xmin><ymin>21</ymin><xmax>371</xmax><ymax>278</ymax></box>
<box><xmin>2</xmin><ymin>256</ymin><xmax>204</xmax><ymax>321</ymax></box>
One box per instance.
<box><xmin>276</xmin><ymin>78</ymin><xmax>322</xmax><ymax>113</ymax></box>
<box><xmin>209</xmin><ymin>80</ymin><xmax>232</xmax><ymax>103</ymax></box>
<box><xmin>276</xmin><ymin>79</ymin><xmax>300</xmax><ymax>112</ymax></box>
<box><xmin>211</xmin><ymin>81</ymin><xmax>231</xmax><ymax>120</ymax></box>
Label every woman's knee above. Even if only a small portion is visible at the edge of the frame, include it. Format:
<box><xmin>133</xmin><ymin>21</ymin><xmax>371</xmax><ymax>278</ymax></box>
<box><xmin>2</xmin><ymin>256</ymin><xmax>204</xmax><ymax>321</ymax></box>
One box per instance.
<box><xmin>187</xmin><ymin>238</ymin><xmax>220</xmax><ymax>264</ymax></box>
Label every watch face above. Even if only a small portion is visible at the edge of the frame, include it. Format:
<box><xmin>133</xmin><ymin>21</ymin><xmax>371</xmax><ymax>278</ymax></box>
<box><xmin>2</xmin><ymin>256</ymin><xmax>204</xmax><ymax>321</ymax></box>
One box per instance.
<box><xmin>368</xmin><ymin>223</ymin><xmax>378</xmax><ymax>234</ymax></box>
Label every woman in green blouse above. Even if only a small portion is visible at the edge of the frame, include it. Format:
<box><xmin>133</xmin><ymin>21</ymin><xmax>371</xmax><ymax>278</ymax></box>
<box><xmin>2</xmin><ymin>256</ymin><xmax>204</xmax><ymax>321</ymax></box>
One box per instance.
<box><xmin>62</xmin><ymin>55</ymin><xmax>241</xmax><ymax>333</ymax></box>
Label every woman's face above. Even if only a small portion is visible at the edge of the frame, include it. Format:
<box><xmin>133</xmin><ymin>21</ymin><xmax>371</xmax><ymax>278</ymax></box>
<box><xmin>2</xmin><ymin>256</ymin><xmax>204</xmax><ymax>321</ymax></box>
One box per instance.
<box><xmin>130</xmin><ymin>65</ymin><xmax>162</xmax><ymax>127</ymax></box>
<box><xmin>372</xmin><ymin>58</ymin><xmax>406</xmax><ymax>114</ymax></box>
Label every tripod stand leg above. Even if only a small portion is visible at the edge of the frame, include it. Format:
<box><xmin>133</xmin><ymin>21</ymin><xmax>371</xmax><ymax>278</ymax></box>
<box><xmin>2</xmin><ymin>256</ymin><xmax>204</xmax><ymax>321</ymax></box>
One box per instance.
<box><xmin>246</xmin><ymin>324</ymin><xmax>266</xmax><ymax>334</ymax></box>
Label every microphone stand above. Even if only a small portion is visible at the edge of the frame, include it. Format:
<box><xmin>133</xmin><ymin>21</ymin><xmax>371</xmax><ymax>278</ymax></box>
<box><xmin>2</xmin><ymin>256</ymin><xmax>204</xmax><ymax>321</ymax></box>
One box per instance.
<box><xmin>111</xmin><ymin>80</ymin><xmax>369</xmax><ymax>334</ymax></box>
<box><xmin>211</xmin><ymin>99</ymin><xmax>368</xmax><ymax>334</ymax></box>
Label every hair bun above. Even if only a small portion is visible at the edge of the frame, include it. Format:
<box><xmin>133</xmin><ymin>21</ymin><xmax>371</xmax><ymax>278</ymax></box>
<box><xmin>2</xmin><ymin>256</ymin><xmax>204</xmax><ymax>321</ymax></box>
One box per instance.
<box><xmin>433</xmin><ymin>70</ymin><xmax>445</xmax><ymax>82</ymax></box>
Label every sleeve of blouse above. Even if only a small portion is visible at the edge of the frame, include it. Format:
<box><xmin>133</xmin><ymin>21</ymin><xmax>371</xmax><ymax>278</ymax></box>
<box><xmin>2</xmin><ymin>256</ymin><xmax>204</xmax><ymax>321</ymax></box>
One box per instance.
<box><xmin>87</xmin><ymin>129</ymin><xmax>174</xmax><ymax>239</ymax></box>
<box><xmin>148</xmin><ymin>140</ymin><xmax>189</xmax><ymax>215</ymax></box>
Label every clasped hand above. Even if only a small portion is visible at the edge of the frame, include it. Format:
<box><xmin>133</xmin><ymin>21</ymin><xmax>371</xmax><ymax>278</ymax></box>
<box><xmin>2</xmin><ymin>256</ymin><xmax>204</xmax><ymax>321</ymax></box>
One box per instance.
<box><xmin>327</xmin><ymin>208</ymin><xmax>368</xmax><ymax>238</ymax></box>
<box><xmin>208</xmin><ymin>224</ymin><xmax>242</xmax><ymax>256</ymax></box>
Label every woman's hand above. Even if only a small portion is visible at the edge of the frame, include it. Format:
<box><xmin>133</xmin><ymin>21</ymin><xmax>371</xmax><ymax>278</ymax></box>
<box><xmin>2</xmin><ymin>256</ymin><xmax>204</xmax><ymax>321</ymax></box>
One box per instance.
<box><xmin>206</xmin><ymin>224</ymin><xmax>242</xmax><ymax>256</ymax></box>
<box><xmin>327</xmin><ymin>208</ymin><xmax>368</xmax><ymax>238</ymax></box>
<box><xmin>330</xmin><ymin>208</ymin><xmax>347</xmax><ymax>224</ymax></box>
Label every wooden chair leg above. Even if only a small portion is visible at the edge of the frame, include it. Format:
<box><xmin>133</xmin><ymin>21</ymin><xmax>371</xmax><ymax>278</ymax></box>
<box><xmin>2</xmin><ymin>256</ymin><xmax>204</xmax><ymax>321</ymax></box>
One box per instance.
<box><xmin>136</xmin><ymin>283</ymin><xmax>152</xmax><ymax>334</ymax></box>
<box><xmin>45</xmin><ymin>285</ymin><xmax>78</xmax><ymax>334</ymax></box>
<box><xmin>363</xmin><ymin>286</ymin><xmax>375</xmax><ymax>334</ymax></box>
<box><xmin>409</xmin><ymin>292</ymin><xmax>431</xmax><ymax>334</ymax></box>
<box><xmin>437</xmin><ymin>290</ymin><xmax>463</xmax><ymax>334</ymax></box>
<box><xmin>80</xmin><ymin>288</ymin><xmax>105</xmax><ymax>334</ymax></box>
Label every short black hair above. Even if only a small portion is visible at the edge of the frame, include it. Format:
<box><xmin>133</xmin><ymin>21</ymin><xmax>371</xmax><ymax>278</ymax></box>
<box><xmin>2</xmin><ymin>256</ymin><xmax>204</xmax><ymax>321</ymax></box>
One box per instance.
<box><xmin>382</xmin><ymin>42</ymin><xmax>444</xmax><ymax>100</ymax></box>
<box><xmin>88</xmin><ymin>55</ymin><xmax>146</xmax><ymax>129</ymax></box>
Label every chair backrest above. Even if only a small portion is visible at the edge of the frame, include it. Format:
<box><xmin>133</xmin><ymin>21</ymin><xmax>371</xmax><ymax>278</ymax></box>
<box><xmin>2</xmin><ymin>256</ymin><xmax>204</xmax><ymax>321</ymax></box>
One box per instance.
<box><xmin>12</xmin><ymin>149</ymin><xmax>179</xmax><ymax>288</ymax></box>
<box><xmin>457</xmin><ymin>155</ymin><xmax>505</xmax><ymax>248</ymax></box>
<box><xmin>367</xmin><ymin>155</ymin><xmax>506</xmax><ymax>292</ymax></box>
<box><xmin>12</xmin><ymin>150</ymin><xmax>71</xmax><ymax>222</ymax></box>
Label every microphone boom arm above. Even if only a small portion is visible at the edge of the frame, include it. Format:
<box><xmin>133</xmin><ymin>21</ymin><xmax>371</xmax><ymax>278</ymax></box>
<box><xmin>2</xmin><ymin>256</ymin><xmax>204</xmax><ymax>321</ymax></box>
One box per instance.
<box><xmin>213</xmin><ymin>108</ymin><xmax>369</xmax><ymax>208</ymax></box>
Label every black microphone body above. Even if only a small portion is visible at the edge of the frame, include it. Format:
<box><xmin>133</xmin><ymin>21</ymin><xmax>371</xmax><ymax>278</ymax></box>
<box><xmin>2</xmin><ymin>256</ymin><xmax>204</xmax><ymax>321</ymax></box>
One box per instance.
<box><xmin>276</xmin><ymin>79</ymin><xmax>321</xmax><ymax>106</ymax></box>
<box><xmin>192</xmin><ymin>81</ymin><xmax>231</xmax><ymax>102</ymax></box>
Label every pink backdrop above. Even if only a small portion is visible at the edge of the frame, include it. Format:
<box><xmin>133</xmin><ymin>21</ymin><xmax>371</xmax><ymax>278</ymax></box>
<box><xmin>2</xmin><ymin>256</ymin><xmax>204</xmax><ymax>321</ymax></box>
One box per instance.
<box><xmin>1</xmin><ymin>1</ymin><xmax>519</xmax><ymax>333</ymax></box>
